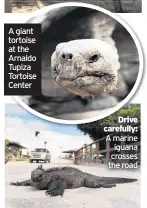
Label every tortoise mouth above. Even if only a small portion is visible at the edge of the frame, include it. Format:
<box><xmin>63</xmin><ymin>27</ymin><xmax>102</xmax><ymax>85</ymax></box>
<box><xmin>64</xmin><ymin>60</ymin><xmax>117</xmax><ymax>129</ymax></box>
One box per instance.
<box><xmin>52</xmin><ymin>65</ymin><xmax>117</xmax><ymax>93</ymax></box>
<box><xmin>52</xmin><ymin>68</ymin><xmax>117</xmax><ymax>96</ymax></box>
<box><xmin>54</xmin><ymin>72</ymin><xmax>115</xmax><ymax>83</ymax></box>
<box><xmin>52</xmin><ymin>63</ymin><xmax>115</xmax><ymax>81</ymax></box>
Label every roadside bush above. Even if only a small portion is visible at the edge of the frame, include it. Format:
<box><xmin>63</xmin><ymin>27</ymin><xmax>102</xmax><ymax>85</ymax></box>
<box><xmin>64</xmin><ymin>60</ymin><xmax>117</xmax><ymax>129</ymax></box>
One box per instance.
<box><xmin>13</xmin><ymin>151</ymin><xmax>18</xmax><ymax>158</ymax></box>
<box><xmin>22</xmin><ymin>155</ymin><xmax>30</xmax><ymax>161</ymax></box>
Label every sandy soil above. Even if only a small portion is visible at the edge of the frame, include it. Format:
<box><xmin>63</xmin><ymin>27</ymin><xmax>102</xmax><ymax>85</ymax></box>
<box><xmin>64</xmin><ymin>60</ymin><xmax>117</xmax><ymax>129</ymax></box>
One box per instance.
<box><xmin>12</xmin><ymin>0</ymin><xmax>45</xmax><ymax>13</ymax></box>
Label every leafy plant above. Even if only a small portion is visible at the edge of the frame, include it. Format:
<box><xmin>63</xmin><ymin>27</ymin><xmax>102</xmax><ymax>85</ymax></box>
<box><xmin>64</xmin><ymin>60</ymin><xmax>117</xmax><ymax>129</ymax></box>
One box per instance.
<box><xmin>77</xmin><ymin>104</ymin><xmax>140</xmax><ymax>141</ymax></box>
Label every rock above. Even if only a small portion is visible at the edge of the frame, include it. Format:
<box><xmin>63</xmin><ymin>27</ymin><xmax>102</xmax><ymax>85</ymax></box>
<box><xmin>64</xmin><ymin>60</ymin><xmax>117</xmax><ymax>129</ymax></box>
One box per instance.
<box><xmin>41</xmin><ymin>0</ymin><xmax>141</xmax><ymax>13</ymax></box>
<box><xmin>120</xmin><ymin>0</ymin><xmax>142</xmax><ymax>13</ymax></box>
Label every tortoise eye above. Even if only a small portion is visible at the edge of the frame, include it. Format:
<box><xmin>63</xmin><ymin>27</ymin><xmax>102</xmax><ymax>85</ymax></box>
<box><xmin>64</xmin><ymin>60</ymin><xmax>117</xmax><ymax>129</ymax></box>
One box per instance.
<box><xmin>89</xmin><ymin>54</ymin><xmax>100</xmax><ymax>63</ymax></box>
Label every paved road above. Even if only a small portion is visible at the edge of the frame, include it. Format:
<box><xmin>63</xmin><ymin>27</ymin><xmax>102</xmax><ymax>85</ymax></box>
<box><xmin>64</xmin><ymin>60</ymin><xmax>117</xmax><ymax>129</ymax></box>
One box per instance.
<box><xmin>5</xmin><ymin>161</ymin><xmax>140</xmax><ymax>208</ymax></box>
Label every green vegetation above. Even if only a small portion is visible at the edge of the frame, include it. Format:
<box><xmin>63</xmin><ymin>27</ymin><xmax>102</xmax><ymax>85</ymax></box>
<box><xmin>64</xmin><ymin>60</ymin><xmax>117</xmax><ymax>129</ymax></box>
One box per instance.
<box><xmin>77</xmin><ymin>104</ymin><xmax>140</xmax><ymax>141</ymax></box>
<box><xmin>100</xmin><ymin>104</ymin><xmax>140</xmax><ymax>127</ymax></box>
<box><xmin>13</xmin><ymin>151</ymin><xmax>19</xmax><ymax>158</ymax></box>
<box><xmin>5</xmin><ymin>139</ymin><xmax>22</xmax><ymax>159</ymax></box>
<box><xmin>22</xmin><ymin>155</ymin><xmax>30</xmax><ymax>161</ymax></box>
<box><xmin>5</xmin><ymin>139</ymin><xmax>10</xmax><ymax>154</ymax></box>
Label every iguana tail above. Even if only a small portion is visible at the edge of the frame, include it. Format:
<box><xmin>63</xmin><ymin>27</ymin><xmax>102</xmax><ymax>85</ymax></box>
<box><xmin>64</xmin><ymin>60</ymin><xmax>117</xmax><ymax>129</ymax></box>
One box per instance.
<box><xmin>84</xmin><ymin>173</ymin><xmax>137</xmax><ymax>188</ymax></box>
<box><xmin>98</xmin><ymin>176</ymin><xmax>137</xmax><ymax>184</ymax></box>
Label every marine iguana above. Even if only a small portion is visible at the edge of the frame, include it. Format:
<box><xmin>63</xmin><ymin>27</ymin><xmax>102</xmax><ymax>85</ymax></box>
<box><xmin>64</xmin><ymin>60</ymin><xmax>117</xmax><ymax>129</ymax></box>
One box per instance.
<box><xmin>51</xmin><ymin>39</ymin><xmax>120</xmax><ymax>97</ymax></box>
<box><xmin>10</xmin><ymin>165</ymin><xmax>137</xmax><ymax>197</ymax></box>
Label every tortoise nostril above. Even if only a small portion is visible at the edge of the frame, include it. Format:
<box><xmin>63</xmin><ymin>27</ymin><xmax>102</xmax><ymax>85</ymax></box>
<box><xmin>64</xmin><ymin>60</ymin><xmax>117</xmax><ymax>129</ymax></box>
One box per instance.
<box><xmin>61</xmin><ymin>52</ymin><xmax>73</xmax><ymax>60</ymax></box>
<box><xmin>62</xmin><ymin>53</ymin><xmax>66</xmax><ymax>59</ymax></box>
<box><xmin>69</xmin><ymin>54</ymin><xmax>73</xmax><ymax>60</ymax></box>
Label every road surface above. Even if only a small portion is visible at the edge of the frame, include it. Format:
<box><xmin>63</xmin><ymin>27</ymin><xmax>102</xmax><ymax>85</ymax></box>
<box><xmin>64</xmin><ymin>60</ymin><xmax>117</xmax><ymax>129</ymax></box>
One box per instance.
<box><xmin>5</xmin><ymin>161</ymin><xmax>140</xmax><ymax>208</ymax></box>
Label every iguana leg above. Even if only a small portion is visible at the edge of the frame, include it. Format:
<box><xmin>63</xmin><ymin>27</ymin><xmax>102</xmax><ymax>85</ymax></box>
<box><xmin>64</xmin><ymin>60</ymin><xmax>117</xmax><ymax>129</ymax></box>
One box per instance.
<box><xmin>10</xmin><ymin>180</ymin><xmax>31</xmax><ymax>186</ymax></box>
<box><xmin>45</xmin><ymin>178</ymin><xmax>67</xmax><ymax>197</ymax></box>
<box><xmin>101</xmin><ymin>184</ymin><xmax>116</xmax><ymax>188</ymax></box>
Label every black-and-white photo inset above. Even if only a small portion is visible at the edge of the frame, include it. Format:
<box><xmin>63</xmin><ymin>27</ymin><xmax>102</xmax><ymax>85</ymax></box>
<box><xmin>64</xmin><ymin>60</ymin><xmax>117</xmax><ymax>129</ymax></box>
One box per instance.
<box><xmin>15</xmin><ymin>3</ymin><xmax>143</xmax><ymax>123</ymax></box>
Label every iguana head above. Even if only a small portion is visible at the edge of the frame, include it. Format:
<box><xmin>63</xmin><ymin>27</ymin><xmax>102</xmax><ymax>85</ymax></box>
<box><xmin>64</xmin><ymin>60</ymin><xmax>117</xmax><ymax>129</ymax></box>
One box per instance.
<box><xmin>31</xmin><ymin>165</ymin><xmax>44</xmax><ymax>182</ymax></box>
<box><xmin>31</xmin><ymin>165</ymin><xmax>52</xmax><ymax>189</ymax></box>
<box><xmin>51</xmin><ymin>39</ymin><xmax>119</xmax><ymax>96</ymax></box>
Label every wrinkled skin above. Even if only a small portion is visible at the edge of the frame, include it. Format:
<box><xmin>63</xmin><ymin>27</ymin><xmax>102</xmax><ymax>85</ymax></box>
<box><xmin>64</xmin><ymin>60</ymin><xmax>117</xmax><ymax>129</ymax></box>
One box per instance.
<box><xmin>51</xmin><ymin>39</ymin><xmax>119</xmax><ymax>96</ymax></box>
<box><xmin>10</xmin><ymin>165</ymin><xmax>137</xmax><ymax>197</ymax></box>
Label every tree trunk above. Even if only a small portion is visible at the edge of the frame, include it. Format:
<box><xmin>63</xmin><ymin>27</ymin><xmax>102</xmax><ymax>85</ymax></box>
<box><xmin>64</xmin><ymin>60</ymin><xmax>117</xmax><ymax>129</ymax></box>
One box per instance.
<box><xmin>5</xmin><ymin>0</ymin><xmax>12</xmax><ymax>13</ymax></box>
<box><xmin>112</xmin><ymin>0</ymin><xmax>123</xmax><ymax>12</ymax></box>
